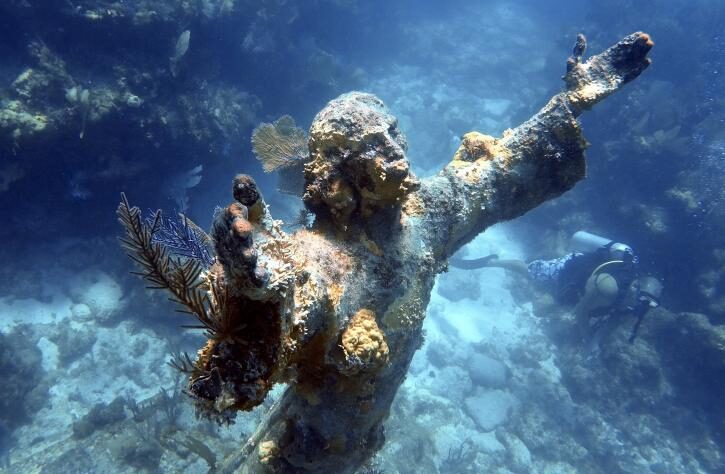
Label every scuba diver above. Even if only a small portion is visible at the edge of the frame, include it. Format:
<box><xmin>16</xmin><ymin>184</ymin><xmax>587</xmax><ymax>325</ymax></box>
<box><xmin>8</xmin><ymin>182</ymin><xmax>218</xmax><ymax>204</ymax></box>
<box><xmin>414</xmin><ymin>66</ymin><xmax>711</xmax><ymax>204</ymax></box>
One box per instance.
<box><xmin>451</xmin><ymin>231</ymin><xmax>663</xmax><ymax>343</ymax></box>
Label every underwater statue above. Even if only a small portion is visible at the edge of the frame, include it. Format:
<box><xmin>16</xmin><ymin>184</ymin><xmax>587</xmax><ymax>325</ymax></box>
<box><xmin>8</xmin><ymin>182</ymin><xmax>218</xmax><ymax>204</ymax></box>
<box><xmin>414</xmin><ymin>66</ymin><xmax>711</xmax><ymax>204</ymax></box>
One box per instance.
<box><xmin>118</xmin><ymin>32</ymin><xmax>653</xmax><ymax>473</ymax></box>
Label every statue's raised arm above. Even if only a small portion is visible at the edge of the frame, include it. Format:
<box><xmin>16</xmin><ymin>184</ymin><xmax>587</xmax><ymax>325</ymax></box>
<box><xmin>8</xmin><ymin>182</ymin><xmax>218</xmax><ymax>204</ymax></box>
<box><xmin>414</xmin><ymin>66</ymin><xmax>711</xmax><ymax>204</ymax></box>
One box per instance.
<box><xmin>417</xmin><ymin>32</ymin><xmax>653</xmax><ymax>257</ymax></box>
<box><xmin>118</xmin><ymin>33</ymin><xmax>652</xmax><ymax>474</ymax></box>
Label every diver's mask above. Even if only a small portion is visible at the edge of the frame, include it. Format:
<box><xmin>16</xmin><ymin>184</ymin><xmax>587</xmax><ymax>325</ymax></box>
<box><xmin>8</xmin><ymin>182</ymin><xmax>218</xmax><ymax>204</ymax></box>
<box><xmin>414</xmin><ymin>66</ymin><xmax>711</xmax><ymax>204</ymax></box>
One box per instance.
<box><xmin>621</xmin><ymin>276</ymin><xmax>662</xmax><ymax>312</ymax></box>
<box><xmin>637</xmin><ymin>276</ymin><xmax>663</xmax><ymax>308</ymax></box>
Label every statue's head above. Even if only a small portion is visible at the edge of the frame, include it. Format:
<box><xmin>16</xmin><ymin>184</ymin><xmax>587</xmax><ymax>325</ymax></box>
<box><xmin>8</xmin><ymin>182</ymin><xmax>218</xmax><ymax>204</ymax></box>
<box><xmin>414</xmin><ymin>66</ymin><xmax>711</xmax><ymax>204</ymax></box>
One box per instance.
<box><xmin>303</xmin><ymin>92</ymin><xmax>419</xmax><ymax>227</ymax></box>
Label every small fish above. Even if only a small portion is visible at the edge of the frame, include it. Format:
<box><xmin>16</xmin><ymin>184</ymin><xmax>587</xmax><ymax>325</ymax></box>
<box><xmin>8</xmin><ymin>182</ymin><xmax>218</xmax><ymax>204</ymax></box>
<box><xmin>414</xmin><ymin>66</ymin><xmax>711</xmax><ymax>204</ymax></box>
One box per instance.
<box><xmin>170</xmin><ymin>30</ymin><xmax>191</xmax><ymax>76</ymax></box>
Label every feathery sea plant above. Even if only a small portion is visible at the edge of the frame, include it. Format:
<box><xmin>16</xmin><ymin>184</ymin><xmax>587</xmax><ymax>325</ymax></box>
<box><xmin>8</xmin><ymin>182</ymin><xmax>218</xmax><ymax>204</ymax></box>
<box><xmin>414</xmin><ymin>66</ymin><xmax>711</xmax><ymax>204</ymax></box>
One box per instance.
<box><xmin>168</xmin><ymin>350</ymin><xmax>196</xmax><ymax>374</ymax></box>
<box><xmin>117</xmin><ymin>193</ymin><xmax>231</xmax><ymax>338</ymax></box>
<box><xmin>251</xmin><ymin>115</ymin><xmax>309</xmax><ymax>172</ymax></box>
<box><xmin>147</xmin><ymin>210</ymin><xmax>214</xmax><ymax>267</ymax></box>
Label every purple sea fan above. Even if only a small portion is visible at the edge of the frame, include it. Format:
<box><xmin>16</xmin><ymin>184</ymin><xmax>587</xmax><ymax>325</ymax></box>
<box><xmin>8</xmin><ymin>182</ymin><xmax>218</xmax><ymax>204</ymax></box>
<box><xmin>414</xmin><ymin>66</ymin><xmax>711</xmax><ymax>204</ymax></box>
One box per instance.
<box><xmin>146</xmin><ymin>211</ymin><xmax>214</xmax><ymax>268</ymax></box>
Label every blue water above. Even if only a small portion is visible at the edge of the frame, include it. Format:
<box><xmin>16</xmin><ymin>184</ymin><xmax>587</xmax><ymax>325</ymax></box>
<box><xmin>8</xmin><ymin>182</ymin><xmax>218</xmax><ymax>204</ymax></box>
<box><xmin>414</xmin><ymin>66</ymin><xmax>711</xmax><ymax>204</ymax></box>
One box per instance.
<box><xmin>0</xmin><ymin>1</ymin><xmax>723</xmax><ymax>473</ymax></box>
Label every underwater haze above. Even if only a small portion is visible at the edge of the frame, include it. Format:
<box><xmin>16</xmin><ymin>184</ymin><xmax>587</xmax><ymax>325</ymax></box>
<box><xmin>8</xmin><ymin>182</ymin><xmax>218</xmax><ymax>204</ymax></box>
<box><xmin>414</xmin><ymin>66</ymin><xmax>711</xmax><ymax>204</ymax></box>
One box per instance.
<box><xmin>0</xmin><ymin>0</ymin><xmax>724</xmax><ymax>473</ymax></box>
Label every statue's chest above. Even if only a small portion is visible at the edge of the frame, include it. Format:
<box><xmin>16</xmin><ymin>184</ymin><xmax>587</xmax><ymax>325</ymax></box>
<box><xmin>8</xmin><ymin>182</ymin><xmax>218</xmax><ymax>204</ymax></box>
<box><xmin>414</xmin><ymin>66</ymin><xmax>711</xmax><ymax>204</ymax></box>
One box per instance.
<box><xmin>289</xmin><ymin>229</ymin><xmax>433</xmax><ymax>326</ymax></box>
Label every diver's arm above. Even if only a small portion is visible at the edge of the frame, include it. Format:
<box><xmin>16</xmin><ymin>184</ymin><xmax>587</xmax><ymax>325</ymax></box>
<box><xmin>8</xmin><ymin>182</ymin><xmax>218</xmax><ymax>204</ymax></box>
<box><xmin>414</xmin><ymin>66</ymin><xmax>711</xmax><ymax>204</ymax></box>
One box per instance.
<box><xmin>418</xmin><ymin>33</ymin><xmax>653</xmax><ymax>258</ymax></box>
<box><xmin>628</xmin><ymin>308</ymin><xmax>647</xmax><ymax>343</ymax></box>
<box><xmin>628</xmin><ymin>296</ymin><xmax>659</xmax><ymax>343</ymax></box>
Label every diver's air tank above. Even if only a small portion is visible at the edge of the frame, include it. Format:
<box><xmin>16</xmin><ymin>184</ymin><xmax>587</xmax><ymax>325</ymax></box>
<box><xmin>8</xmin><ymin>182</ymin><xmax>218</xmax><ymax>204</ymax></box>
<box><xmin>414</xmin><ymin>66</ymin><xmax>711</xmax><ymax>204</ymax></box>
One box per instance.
<box><xmin>571</xmin><ymin>231</ymin><xmax>633</xmax><ymax>259</ymax></box>
<box><xmin>570</xmin><ymin>231</ymin><xmax>613</xmax><ymax>253</ymax></box>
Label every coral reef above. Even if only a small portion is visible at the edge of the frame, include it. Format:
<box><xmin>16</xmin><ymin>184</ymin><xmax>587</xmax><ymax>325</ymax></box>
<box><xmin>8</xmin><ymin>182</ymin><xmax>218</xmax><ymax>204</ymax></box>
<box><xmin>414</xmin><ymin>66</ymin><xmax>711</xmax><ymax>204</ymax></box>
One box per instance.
<box><xmin>538</xmin><ymin>306</ymin><xmax>725</xmax><ymax>473</ymax></box>
<box><xmin>72</xmin><ymin>396</ymin><xmax>127</xmax><ymax>439</ymax></box>
<box><xmin>0</xmin><ymin>326</ymin><xmax>49</xmax><ymax>441</ymax></box>
<box><xmin>9</xmin><ymin>380</ymin><xmax>227</xmax><ymax>473</ymax></box>
<box><xmin>119</xmin><ymin>32</ymin><xmax>653</xmax><ymax>473</ymax></box>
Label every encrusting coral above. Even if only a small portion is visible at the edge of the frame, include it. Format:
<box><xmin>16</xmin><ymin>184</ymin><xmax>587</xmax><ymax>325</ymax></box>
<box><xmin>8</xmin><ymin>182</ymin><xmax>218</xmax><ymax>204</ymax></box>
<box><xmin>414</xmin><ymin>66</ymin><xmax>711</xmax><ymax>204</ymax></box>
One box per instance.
<box><xmin>338</xmin><ymin>309</ymin><xmax>390</xmax><ymax>376</ymax></box>
<box><xmin>119</xmin><ymin>32</ymin><xmax>653</xmax><ymax>473</ymax></box>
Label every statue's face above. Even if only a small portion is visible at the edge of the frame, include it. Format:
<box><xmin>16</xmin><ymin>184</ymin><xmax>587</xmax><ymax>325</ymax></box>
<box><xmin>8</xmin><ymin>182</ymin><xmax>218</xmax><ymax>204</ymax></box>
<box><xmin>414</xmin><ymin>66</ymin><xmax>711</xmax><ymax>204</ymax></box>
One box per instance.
<box><xmin>304</xmin><ymin>93</ymin><xmax>419</xmax><ymax>225</ymax></box>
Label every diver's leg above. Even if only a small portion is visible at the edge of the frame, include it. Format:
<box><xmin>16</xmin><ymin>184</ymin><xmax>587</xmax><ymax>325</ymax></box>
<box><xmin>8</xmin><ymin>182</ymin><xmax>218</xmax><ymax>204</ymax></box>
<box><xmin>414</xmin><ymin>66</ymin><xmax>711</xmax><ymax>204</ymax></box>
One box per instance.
<box><xmin>486</xmin><ymin>258</ymin><xmax>530</xmax><ymax>275</ymax></box>
<box><xmin>450</xmin><ymin>255</ymin><xmax>529</xmax><ymax>275</ymax></box>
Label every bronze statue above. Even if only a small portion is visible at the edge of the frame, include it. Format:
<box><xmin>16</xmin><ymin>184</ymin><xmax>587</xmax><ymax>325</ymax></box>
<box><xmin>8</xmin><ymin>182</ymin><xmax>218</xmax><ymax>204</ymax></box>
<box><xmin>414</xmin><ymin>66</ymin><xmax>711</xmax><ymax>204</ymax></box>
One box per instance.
<box><xmin>119</xmin><ymin>32</ymin><xmax>653</xmax><ymax>473</ymax></box>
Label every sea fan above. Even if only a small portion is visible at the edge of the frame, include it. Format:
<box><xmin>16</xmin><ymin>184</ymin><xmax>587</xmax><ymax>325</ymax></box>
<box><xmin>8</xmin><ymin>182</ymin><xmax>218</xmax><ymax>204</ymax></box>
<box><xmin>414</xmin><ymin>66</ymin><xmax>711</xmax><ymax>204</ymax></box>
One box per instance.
<box><xmin>147</xmin><ymin>210</ymin><xmax>214</xmax><ymax>268</ymax></box>
<box><xmin>251</xmin><ymin>115</ymin><xmax>309</xmax><ymax>172</ymax></box>
<box><xmin>117</xmin><ymin>193</ymin><xmax>228</xmax><ymax>338</ymax></box>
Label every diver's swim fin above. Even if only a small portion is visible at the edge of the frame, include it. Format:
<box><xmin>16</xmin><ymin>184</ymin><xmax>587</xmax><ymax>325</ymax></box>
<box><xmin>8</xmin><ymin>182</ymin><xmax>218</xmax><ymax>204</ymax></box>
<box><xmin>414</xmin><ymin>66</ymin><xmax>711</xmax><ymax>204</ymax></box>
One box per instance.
<box><xmin>449</xmin><ymin>254</ymin><xmax>499</xmax><ymax>270</ymax></box>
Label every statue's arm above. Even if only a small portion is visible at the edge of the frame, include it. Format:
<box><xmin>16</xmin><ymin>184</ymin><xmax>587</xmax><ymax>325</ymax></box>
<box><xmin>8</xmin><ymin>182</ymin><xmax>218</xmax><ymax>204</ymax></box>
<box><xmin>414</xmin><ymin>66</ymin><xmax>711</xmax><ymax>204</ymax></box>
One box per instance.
<box><xmin>416</xmin><ymin>32</ymin><xmax>654</xmax><ymax>258</ymax></box>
